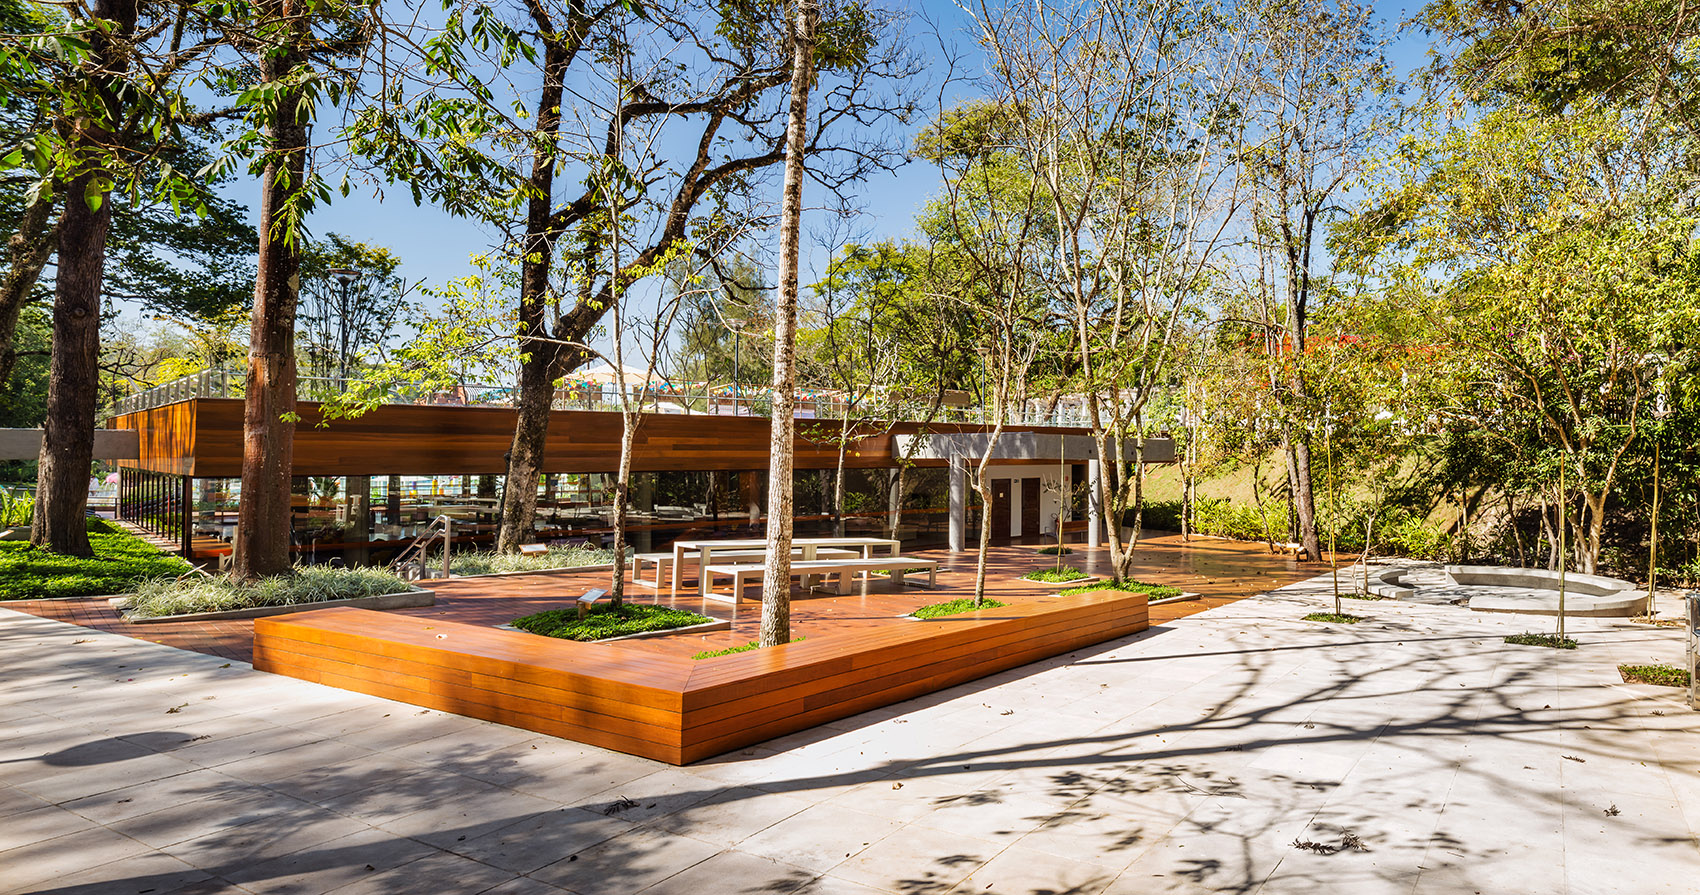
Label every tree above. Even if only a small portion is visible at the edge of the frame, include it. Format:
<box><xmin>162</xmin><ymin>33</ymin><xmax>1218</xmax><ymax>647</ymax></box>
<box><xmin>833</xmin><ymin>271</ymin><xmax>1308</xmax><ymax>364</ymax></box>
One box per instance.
<box><xmin>351</xmin><ymin>0</ymin><xmax>918</xmax><ymax>556</ymax></box>
<box><xmin>757</xmin><ymin>0</ymin><xmax>819</xmax><ymax>648</ymax></box>
<box><xmin>961</xmin><ymin>0</ymin><xmax>1248</xmax><ymax>581</ymax></box>
<box><xmin>1238</xmin><ymin>0</ymin><xmax>1397</xmax><ymax>562</ymax></box>
<box><xmin>224</xmin><ymin>0</ymin><xmax>375</xmax><ymax>580</ymax></box>
<box><xmin>297</xmin><ymin>234</ymin><xmax>413</xmax><ymax>390</ymax></box>
<box><xmin>1346</xmin><ymin>105</ymin><xmax>1699</xmax><ymax>573</ymax></box>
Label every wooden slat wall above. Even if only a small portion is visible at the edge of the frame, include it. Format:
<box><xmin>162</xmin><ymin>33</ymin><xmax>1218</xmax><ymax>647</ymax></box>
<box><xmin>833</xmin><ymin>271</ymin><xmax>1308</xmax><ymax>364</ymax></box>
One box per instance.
<box><xmin>108</xmin><ymin>402</ymin><xmax>196</xmax><ymax>476</ymax></box>
<box><xmin>253</xmin><ymin>607</ymin><xmax>694</xmax><ymax>763</ymax></box>
<box><xmin>110</xmin><ymin>398</ymin><xmax>1081</xmax><ymax>478</ymax></box>
<box><xmin>251</xmin><ymin>591</ymin><xmax>1150</xmax><ymax>765</ymax></box>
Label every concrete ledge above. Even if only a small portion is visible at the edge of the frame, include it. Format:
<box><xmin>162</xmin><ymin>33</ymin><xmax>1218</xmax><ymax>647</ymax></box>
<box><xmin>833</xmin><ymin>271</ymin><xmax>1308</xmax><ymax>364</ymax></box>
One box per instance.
<box><xmin>1366</xmin><ymin>567</ymin><xmax>1416</xmax><ymax>600</ymax></box>
<box><xmin>1444</xmin><ymin>565</ymin><xmax>1645</xmax><ymax>617</ymax></box>
<box><xmin>1467</xmin><ymin>592</ymin><xmax>1648</xmax><ymax>617</ymax></box>
<box><xmin>439</xmin><ymin>563</ymin><xmax>616</xmax><ymax>580</ymax></box>
<box><xmin>120</xmin><ymin>587</ymin><xmax>435</xmax><ymax>624</ymax></box>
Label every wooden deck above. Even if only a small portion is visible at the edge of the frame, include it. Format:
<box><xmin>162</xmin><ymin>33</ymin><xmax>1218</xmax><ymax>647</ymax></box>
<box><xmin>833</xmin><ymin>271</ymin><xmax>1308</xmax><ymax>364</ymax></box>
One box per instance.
<box><xmin>251</xmin><ymin>589</ymin><xmax>1150</xmax><ymax>764</ymax></box>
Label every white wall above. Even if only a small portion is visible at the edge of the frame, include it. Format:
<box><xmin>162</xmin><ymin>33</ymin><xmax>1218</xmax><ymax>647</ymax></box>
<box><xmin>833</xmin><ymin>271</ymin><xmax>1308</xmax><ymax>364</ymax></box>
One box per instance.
<box><xmin>981</xmin><ymin>464</ymin><xmax>1072</xmax><ymax>537</ymax></box>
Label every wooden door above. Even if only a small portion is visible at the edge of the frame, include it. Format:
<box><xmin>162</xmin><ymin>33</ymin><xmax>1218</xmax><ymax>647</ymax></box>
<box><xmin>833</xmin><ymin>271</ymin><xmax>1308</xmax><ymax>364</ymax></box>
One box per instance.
<box><xmin>990</xmin><ymin>479</ymin><xmax>1011</xmax><ymax>543</ymax></box>
<box><xmin>1021</xmin><ymin>478</ymin><xmax>1040</xmax><ymax>539</ymax></box>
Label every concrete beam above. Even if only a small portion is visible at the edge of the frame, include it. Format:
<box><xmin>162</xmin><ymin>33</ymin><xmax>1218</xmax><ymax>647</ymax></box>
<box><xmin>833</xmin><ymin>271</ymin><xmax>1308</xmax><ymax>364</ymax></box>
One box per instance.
<box><xmin>894</xmin><ymin>432</ymin><xmax>1175</xmax><ymax>464</ymax></box>
<box><xmin>0</xmin><ymin>429</ymin><xmax>140</xmax><ymax>461</ymax></box>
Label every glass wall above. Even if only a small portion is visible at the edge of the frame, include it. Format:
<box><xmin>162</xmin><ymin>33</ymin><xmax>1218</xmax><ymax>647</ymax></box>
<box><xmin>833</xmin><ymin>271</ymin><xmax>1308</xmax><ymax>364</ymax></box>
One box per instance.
<box><xmin>169</xmin><ymin>465</ymin><xmax>957</xmax><ymax>566</ymax></box>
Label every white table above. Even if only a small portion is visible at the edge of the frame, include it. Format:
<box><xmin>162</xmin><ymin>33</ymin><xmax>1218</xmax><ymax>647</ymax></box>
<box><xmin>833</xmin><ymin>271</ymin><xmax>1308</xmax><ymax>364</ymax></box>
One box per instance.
<box><xmin>670</xmin><ymin>536</ymin><xmax>901</xmax><ymax>598</ymax></box>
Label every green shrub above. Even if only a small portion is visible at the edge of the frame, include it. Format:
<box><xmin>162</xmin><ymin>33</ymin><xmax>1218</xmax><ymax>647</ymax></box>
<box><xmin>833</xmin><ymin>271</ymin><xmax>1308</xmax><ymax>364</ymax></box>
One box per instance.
<box><xmin>1303</xmin><ymin>611</ymin><xmax>1363</xmax><ymax>624</ymax></box>
<box><xmin>1036</xmin><ymin>545</ymin><xmax>1074</xmax><ymax>555</ymax></box>
<box><xmin>693</xmin><ymin>636</ymin><xmax>806</xmax><ymax>660</ymax></box>
<box><xmin>0</xmin><ymin>522</ymin><xmax>191</xmax><ymax>600</ymax></box>
<box><xmin>1618</xmin><ymin>664</ymin><xmax>1690</xmax><ymax>687</ymax></box>
<box><xmin>439</xmin><ymin>545</ymin><xmax>621</xmax><ymax>576</ymax></box>
<box><xmin>1058</xmin><ymin>578</ymin><xmax>1182</xmax><ymax>600</ymax></box>
<box><xmin>0</xmin><ymin>490</ymin><xmax>33</xmax><ymax>528</ymax></box>
<box><xmin>1022</xmin><ymin>566</ymin><xmax>1089</xmax><ymax>583</ymax></box>
<box><xmin>511</xmin><ymin>603</ymin><xmax>713</xmax><ymax>641</ymax></box>
<box><xmin>1504</xmin><ymin>632</ymin><xmax>1577</xmax><ymax>649</ymax></box>
<box><xmin>125</xmin><ymin>566</ymin><xmax>411</xmax><ymax>618</ymax></box>
<box><xmin>911</xmin><ymin>597</ymin><xmax>1007</xmax><ymax>618</ymax></box>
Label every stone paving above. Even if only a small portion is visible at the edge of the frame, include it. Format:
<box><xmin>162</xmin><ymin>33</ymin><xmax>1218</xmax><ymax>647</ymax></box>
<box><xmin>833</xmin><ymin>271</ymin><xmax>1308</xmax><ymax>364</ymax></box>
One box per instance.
<box><xmin>2</xmin><ymin>572</ymin><xmax>1696</xmax><ymax>895</ymax></box>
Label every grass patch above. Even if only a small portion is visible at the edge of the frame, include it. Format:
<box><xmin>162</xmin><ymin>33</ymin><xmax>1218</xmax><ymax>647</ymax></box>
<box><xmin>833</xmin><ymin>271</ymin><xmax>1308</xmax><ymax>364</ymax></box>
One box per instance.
<box><xmin>512</xmin><ymin>603</ymin><xmax>712</xmax><ymax>642</ymax></box>
<box><xmin>437</xmin><ymin>545</ymin><xmax>621</xmax><ymax>576</ymax></box>
<box><xmin>1022</xmin><ymin>566</ymin><xmax>1089</xmax><ymax>583</ymax></box>
<box><xmin>693</xmin><ymin>636</ymin><xmax>806</xmax><ymax>660</ymax></box>
<box><xmin>0</xmin><ymin>519</ymin><xmax>191</xmax><ymax>600</ymax></box>
<box><xmin>1618</xmin><ymin>664</ymin><xmax>1690</xmax><ymax>687</ymax></box>
<box><xmin>1058</xmin><ymin>578</ymin><xmax>1183</xmax><ymax>600</ymax></box>
<box><xmin>1503</xmin><ymin>632</ymin><xmax>1578</xmax><ymax>649</ymax></box>
<box><xmin>1303</xmin><ymin>612</ymin><xmax>1364</xmax><ymax>624</ymax></box>
<box><xmin>1036</xmin><ymin>545</ymin><xmax>1074</xmax><ymax>555</ymax></box>
<box><xmin>911</xmin><ymin>597</ymin><xmax>1007</xmax><ymax>619</ymax></box>
<box><xmin>1344</xmin><ymin>592</ymin><xmax>1389</xmax><ymax>600</ymax></box>
<box><xmin>870</xmin><ymin>566</ymin><xmax>933</xmax><ymax>576</ymax></box>
<box><xmin>125</xmin><ymin>566</ymin><xmax>411</xmax><ymax>618</ymax></box>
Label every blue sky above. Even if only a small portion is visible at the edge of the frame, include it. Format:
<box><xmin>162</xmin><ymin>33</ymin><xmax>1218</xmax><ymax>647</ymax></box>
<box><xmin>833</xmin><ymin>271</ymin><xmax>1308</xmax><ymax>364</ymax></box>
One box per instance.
<box><xmin>159</xmin><ymin>1</ymin><xmax>1435</xmax><ymax>359</ymax></box>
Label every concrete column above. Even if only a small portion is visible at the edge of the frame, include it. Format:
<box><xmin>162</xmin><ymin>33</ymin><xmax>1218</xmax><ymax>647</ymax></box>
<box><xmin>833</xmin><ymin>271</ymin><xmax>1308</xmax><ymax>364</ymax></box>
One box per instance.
<box><xmin>948</xmin><ymin>454</ymin><xmax>967</xmax><ymax>553</ymax></box>
<box><xmin>1086</xmin><ymin>458</ymin><xmax>1103</xmax><ymax>547</ymax></box>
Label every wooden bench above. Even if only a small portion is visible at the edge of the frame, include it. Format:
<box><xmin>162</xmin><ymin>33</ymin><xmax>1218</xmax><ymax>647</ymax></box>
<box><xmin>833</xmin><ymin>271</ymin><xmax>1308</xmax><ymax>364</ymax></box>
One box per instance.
<box><xmin>702</xmin><ymin>556</ymin><xmax>939</xmax><ymax>603</ymax></box>
<box><xmin>632</xmin><ymin>547</ymin><xmax>858</xmax><ymax>589</ymax></box>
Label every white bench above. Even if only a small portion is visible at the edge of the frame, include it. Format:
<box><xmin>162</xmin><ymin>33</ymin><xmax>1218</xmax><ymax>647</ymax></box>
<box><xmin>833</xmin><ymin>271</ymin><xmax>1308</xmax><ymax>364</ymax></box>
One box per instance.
<box><xmin>701</xmin><ymin>556</ymin><xmax>939</xmax><ymax>603</ymax></box>
<box><xmin>632</xmin><ymin>547</ymin><xmax>858</xmax><ymax>589</ymax></box>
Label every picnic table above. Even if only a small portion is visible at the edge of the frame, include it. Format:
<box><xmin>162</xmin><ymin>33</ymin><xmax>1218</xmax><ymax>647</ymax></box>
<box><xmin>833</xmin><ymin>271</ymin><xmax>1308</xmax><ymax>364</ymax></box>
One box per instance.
<box><xmin>671</xmin><ymin>536</ymin><xmax>901</xmax><ymax>598</ymax></box>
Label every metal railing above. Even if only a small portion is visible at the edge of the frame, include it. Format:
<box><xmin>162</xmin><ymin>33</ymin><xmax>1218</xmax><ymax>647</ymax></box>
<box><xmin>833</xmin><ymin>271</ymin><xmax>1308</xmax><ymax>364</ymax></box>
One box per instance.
<box><xmin>105</xmin><ymin>367</ymin><xmax>1096</xmax><ymax>429</ymax></box>
<box><xmin>390</xmin><ymin>515</ymin><xmax>453</xmax><ymax>581</ymax></box>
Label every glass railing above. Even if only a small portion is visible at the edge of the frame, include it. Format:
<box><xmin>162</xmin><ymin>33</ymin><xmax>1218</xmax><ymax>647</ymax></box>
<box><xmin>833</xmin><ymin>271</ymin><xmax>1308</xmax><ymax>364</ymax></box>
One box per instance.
<box><xmin>105</xmin><ymin>367</ymin><xmax>1095</xmax><ymax>429</ymax></box>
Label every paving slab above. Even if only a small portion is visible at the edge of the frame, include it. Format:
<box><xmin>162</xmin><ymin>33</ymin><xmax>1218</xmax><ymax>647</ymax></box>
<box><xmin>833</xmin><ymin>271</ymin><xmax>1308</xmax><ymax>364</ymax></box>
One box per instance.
<box><xmin>2</xmin><ymin>565</ymin><xmax>1698</xmax><ymax>895</ymax></box>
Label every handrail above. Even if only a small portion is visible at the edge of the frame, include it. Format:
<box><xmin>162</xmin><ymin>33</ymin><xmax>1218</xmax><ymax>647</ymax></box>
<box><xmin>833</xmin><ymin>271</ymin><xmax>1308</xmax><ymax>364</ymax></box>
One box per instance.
<box><xmin>389</xmin><ymin>515</ymin><xmax>454</xmax><ymax>581</ymax></box>
<box><xmin>100</xmin><ymin>367</ymin><xmax>1097</xmax><ymax>429</ymax></box>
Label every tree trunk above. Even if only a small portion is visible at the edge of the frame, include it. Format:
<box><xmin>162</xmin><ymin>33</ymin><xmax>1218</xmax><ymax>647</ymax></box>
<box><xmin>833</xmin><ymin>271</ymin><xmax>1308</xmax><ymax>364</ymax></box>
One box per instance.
<box><xmin>32</xmin><ymin>0</ymin><xmax>139</xmax><ymax>556</ymax></box>
<box><xmin>233</xmin><ymin>42</ymin><xmax>307</xmax><ymax>581</ymax></box>
<box><xmin>833</xmin><ymin>416</ymin><xmax>848</xmax><ymax>537</ymax></box>
<box><xmin>497</xmin><ymin>40</ymin><xmax>569</xmax><ymax>554</ymax></box>
<box><xmin>31</xmin><ymin>173</ymin><xmax>111</xmax><ymax>557</ymax></box>
<box><xmin>1286</xmin><ymin>433</ymin><xmax>1322</xmax><ymax>561</ymax></box>
<box><xmin>0</xmin><ymin>193</ymin><xmax>59</xmax><ymax>388</ymax></box>
<box><xmin>759</xmin><ymin>0</ymin><xmax>816</xmax><ymax>648</ymax></box>
<box><xmin>608</xmin><ymin>420</ymin><xmax>637</xmax><ymax>607</ymax></box>
<box><xmin>972</xmin><ymin>465</ymin><xmax>994</xmax><ymax>605</ymax></box>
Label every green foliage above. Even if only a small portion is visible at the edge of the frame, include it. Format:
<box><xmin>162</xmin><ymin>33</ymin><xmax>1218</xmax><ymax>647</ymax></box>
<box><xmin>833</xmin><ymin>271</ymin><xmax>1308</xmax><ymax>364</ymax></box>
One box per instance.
<box><xmin>1021</xmin><ymin>566</ymin><xmax>1087</xmax><ymax>583</ymax></box>
<box><xmin>692</xmin><ymin>636</ymin><xmax>806</xmax><ymax>660</ymax></box>
<box><xmin>1618</xmin><ymin>664</ymin><xmax>1690</xmax><ymax>688</ymax></box>
<box><xmin>1303</xmin><ymin>612</ymin><xmax>1363</xmax><ymax>624</ymax></box>
<box><xmin>440</xmin><ymin>545</ymin><xmax>620</xmax><ymax>576</ymax></box>
<box><xmin>0</xmin><ymin>488</ymin><xmax>32</xmax><ymax>527</ymax></box>
<box><xmin>1059</xmin><ymin>579</ymin><xmax>1182</xmax><ymax>600</ymax></box>
<box><xmin>0</xmin><ymin>520</ymin><xmax>189</xmax><ymax>600</ymax></box>
<box><xmin>511</xmin><ymin>604</ymin><xmax>713</xmax><ymax>642</ymax></box>
<box><xmin>1191</xmin><ymin>498</ymin><xmax>1288</xmax><ymax>545</ymax></box>
<box><xmin>124</xmin><ymin>566</ymin><xmax>413</xmax><ymax>619</ymax></box>
<box><xmin>1503</xmin><ymin>632</ymin><xmax>1578</xmax><ymax>649</ymax></box>
<box><xmin>1036</xmin><ymin>545</ymin><xmax>1073</xmax><ymax>556</ymax></box>
<box><xmin>911</xmin><ymin>597</ymin><xmax>1007</xmax><ymax>619</ymax></box>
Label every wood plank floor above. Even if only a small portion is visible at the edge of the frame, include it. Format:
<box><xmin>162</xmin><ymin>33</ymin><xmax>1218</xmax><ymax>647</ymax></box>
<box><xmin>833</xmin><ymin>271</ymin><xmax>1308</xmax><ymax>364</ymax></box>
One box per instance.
<box><xmin>2</xmin><ymin>532</ymin><xmax>1325</xmax><ymax>664</ymax></box>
